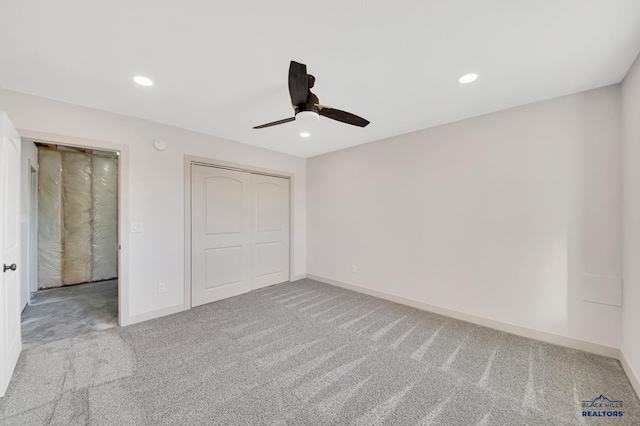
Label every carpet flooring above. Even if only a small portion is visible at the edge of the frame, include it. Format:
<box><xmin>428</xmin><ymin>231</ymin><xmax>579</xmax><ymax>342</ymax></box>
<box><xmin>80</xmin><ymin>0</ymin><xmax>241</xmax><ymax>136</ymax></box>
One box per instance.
<box><xmin>1</xmin><ymin>279</ymin><xmax>638</xmax><ymax>425</ymax></box>
<box><xmin>20</xmin><ymin>280</ymin><xmax>118</xmax><ymax>349</ymax></box>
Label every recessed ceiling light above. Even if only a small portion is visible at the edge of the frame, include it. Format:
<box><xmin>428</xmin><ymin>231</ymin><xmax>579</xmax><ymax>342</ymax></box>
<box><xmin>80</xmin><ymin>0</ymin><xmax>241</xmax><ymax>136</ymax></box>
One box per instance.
<box><xmin>133</xmin><ymin>75</ymin><xmax>153</xmax><ymax>86</ymax></box>
<box><xmin>458</xmin><ymin>73</ymin><xmax>478</xmax><ymax>84</ymax></box>
<box><xmin>300</xmin><ymin>132</ymin><xmax>311</xmax><ymax>138</ymax></box>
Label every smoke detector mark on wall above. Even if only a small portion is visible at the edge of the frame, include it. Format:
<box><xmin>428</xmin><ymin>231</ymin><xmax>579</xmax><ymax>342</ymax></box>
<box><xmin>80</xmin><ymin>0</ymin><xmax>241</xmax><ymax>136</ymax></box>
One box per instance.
<box><xmin>153</xmin><ymin>139</ymin><xmax>166</xmax><ymax>151</ymax></box>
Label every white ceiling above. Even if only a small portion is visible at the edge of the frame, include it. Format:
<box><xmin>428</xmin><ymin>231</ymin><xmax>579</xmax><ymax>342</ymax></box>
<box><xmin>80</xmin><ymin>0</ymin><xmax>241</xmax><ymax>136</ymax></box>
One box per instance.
<box><xmin>1</xmin><ymin>1</ymin><xmax>639</xmax><ymax>158</ymax></box>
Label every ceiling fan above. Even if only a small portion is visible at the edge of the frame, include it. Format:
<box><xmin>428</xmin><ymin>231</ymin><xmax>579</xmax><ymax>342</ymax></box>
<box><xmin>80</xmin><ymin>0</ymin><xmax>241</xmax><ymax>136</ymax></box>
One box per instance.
<box><xmin>253</xmin><ymin>61</ymin><xmax>370</xmax><ymax>130</ymax></box>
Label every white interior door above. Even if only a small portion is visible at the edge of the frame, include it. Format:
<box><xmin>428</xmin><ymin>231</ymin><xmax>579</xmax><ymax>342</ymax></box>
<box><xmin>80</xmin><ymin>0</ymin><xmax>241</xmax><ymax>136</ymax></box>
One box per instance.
<box><xmin>0</xmin><ymin>112</ymin><xmax>22</xmax><ymax>397</ymax></box>
<box><xmin>251</xmin><ymin>174</ymin><xmax>290</xmax><ymax>290</ymax></box>
<box><xmin>191</xmin><ymin>165</ymin><xmax>251</xmax><ymax>307</ymax></box>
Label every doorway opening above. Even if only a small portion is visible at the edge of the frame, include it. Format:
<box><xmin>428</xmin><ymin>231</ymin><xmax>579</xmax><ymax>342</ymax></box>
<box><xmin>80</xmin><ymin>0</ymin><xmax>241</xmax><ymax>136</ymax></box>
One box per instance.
<box><xmin>20</xmin><ymin>141</ymin><xmax>119</xmax><ymax>348</ymax></box>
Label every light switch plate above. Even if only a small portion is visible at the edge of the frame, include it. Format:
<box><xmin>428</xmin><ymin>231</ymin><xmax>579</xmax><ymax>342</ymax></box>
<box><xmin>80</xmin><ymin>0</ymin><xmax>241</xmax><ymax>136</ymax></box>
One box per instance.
<box><xmin>131</xmin><ymin>222</ymin><xmax>144</xmax><ymax>233</ymax></box>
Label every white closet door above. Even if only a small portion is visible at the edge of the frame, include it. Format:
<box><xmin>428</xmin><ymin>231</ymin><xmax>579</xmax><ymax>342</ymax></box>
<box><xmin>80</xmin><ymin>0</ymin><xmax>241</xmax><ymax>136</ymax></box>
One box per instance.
<box><xmin>251</xmin><ymin>174</ymin><xmax>290</xmax><ymax>290</ymax></box>
<box><xmin>191</xmin><ymin>165</ymin><xmax>251</xmax><ymax>307</ymax></box>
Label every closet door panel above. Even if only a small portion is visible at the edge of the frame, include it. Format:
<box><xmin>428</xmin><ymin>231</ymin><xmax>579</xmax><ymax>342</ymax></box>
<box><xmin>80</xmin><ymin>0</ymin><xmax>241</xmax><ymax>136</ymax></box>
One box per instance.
<box><xmin>191</xmin><ymin>165</ymin><xmax>251</xmax><ymax>306</ymax></box>
<box><xmin>251</xmin><ymin>174</ymin><xmax>290</xmax><ymax>290</ymax></box>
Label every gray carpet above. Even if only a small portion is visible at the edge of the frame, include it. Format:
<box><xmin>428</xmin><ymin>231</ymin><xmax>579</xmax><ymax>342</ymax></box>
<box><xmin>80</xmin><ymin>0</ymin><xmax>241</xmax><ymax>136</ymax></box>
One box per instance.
<box><xmin>1</xmin><ymin>279</ymin><xmax>638</xmax><ymax>425</ymax></box>
<box><xmin>21</xmin><ymin>280</ymin><xmax>118</xmax><ymax>349</ymax></box>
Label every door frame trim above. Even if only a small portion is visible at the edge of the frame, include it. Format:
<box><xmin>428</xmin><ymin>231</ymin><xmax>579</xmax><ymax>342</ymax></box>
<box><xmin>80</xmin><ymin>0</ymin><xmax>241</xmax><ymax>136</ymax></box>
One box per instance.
<box><xmin>183</xmin><ymin>155</ymin><xmax>295</xmax><ymax>310</ymax></box>
<box><xmin>17</xmin><ymin>129</ymin><xmax>130</xmax><ymax>326</ymax></box>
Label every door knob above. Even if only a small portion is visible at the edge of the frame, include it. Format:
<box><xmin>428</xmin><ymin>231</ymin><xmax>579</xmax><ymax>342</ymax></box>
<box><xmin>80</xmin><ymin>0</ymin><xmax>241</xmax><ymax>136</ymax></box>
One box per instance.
<box><xmin>3</xmin><ymin>263</ymin><xmax>17</xmax><ymax>272</ymax></box>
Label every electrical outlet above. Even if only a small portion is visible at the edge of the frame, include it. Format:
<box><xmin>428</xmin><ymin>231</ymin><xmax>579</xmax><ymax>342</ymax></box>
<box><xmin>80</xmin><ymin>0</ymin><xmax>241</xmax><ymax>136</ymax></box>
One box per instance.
<box><xmin>158</xmin><ymin>282</ymin><xmax>166</xmax><ymax>294</ymax></box>
<box><xmin>352</xmin><ymin>265</ymin><xmax>357</xmax><ymax>273</ymax></box>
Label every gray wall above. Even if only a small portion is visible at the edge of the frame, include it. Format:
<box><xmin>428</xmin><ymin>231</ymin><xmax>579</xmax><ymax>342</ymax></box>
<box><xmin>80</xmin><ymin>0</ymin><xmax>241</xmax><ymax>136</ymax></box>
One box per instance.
<box><xmin>0</xmin><ymin>86</ymin><xmax>307</xmax><ymax>324</ymax></box>
<box><xmin>622</xmin><ymin>53</ymin><xmax>640</xmax><ymax>384</ymax></box>
<box><xmin>308</xmin><ymin>85</ymin><xmax>622</xmax><ymax>348</ymax></box>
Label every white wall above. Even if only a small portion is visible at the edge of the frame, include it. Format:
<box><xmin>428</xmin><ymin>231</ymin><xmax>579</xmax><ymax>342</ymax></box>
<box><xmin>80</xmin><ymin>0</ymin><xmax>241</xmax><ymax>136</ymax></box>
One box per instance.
<box><xmin>0</xmin><ymin>87</ymin><xmax>306</xmax><ymax>323</ymax></box>
<box><xmin>2</xmin><ymin>80</ymin><xmax>629</xmax><ymax>353</ymax></box>
<box><xmin>19</xmin><ymin>140</ymin><xmax>37</xmax><ymax>309</ymax></box>
<box><xmin>622</xmin><ymin>54</ymin><xmax>640</xmax><ymax>383</ymax></box>
<box><xmin>308</xmin><ymin>86</ymin><xmax>622</xmax><ymax>348</ymax></box>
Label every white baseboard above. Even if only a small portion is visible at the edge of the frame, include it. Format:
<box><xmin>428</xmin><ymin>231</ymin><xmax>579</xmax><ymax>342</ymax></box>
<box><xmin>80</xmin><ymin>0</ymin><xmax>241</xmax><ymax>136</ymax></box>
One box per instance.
<box><xmin>619</xmin><ymin>350</ymin><xmax>640</xmax><ymax>398</ymax></box>
<box><xmin>120</xmin><ymin>303</ymin><xmax>185</xmax><ymax>327</ymax></box>
<box><xmin>307</xmin><ymin>274</ymin><xmax>619</xmax><ymax>359</ymax></box>
<box><xmin>122</xmin><ymin>275</ymin><xmax>310</xmax><ymax>327</ymax></box>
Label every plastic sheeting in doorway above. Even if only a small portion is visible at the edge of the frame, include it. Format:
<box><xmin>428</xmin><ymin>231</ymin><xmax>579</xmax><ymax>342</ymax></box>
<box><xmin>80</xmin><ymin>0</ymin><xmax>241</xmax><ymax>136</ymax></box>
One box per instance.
<box><xmin>38</xmin><ymin>149</ymin><xmax>118</xmax><ymax>288</ymax></box>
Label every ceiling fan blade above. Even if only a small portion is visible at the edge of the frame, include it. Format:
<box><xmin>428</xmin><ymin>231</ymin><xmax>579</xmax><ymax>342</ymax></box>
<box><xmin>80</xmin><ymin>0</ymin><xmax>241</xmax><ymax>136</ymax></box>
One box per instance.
<box><xmin>289</xmin><ymin>61</ymin><xmax>308</xmax><ymax>107</ymax></box>
<box><xmin>319</xmin><ymin>107</ymin><xmax>370</xmax><ymax>127</ymax></box>
<box><xmin>253</xmin><ymin>117</ymin><xmax>296</xmax><ymax>129</ymax></box>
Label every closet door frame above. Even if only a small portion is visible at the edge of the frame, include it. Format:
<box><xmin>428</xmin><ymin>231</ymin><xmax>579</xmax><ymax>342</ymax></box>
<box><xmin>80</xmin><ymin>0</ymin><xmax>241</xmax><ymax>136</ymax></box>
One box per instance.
<box><xmin>183</xmin><ymin>155</ymin><xmax>295</xmax><ymax>309</ymax></box>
